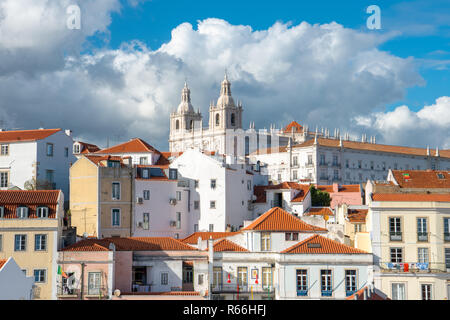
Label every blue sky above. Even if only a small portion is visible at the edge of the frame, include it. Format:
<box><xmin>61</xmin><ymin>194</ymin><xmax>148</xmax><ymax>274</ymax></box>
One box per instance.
<box><xmin>105</xmin><ymin>0</ymin><xmax>450</xmax><ymax>112</ymax></box>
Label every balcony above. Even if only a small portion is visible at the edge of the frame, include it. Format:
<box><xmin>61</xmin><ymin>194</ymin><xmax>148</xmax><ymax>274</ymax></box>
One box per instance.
<box><xmin>417</xmin><ymin>232</ymin><xmax>428</xmax><ymax>242</ymax></box>
<box><xmin>296</xmin><ymin>289</ymin><xmax>308</xmax><ymax>296</ymax></box>
<box><xmin>389</xmin><ymin>232</ymin><xmax>402</xmax><ymax>241</ymax></box>
<box><xmin>211</xmin><ymin>284</ymin><xmax>274</xmax><ymax>294</ymax></box>
<box><xmin>331</xmin><ymin>163</ymin><xmax>341</xmax><ymax>168</ymax></box>
<box><xmin>321</xmin><ymin>290</ymin><xmax>333</xmax><ymax>297</ymax></box>
<box><xmin>346</xmin><ymin>290</ymin><xmax>356</xmax><ymax>297</ymax></box>
<box><xmin>132</xmin><ymin>283</ymin><xmax>153</xmax><ymax>292</ymax></box>
<box><xmin>444</xmin><ymin>232</ymin><xmax>450</xmax><ymax>242</ymax></box>
<box><xmin>319</xmin><ymin>162</ymin><xmax>328</xmax><ymax>168</ymax></box>
<box><xmin>304</xmin><ymin>162</ymin><xmax>314</xmax><ymax>168</ymax></box>
<box><xmin>57</xmin><ymin>285</ymin><xmax>109</xmax><ymax>299</ymax></box>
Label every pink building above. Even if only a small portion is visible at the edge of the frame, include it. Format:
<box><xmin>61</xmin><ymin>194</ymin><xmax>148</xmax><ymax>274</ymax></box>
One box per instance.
<box><xmin>57</xmin><ymin>237</ymin><xmax>208</xmax><ymax>300</ymax></box>
<box><xmin>316</xmin><ymin>183</ymin><xmax>363</xmax><ymax>209</ymax></box>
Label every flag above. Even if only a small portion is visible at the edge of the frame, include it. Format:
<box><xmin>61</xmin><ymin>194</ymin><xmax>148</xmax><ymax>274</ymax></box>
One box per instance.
<box><xmin>57</xmin><ymin>265</ymin><xmax>62</xmax><ymax>275</ymax></box>
<box><xmin>58</xmin><ymin>265</ymin><xmax>68</xmax><ymax>278</ymax></box>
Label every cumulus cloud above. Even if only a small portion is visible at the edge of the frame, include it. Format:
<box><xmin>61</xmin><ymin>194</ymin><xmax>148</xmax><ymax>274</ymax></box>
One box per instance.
<box><xmin>0</xmin><ymin>2</ymin><xmax>432</xmax><ymax>150</ymax></box>
<box><xmin>353</xmin><ymin>97</ymin><xmax>450</xmax><ymax>148</ymax></box>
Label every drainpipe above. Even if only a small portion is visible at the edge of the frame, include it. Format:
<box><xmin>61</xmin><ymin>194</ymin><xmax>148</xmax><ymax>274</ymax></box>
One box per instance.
<box><xmin>80</xmin><ymin>262</ymin><xmax>86</xmax><ymax>300</ymax></box>
<box><xmin>208</xmin><ymin>237</ymin><xmax>213</xmax><ymax>300</ymax></box>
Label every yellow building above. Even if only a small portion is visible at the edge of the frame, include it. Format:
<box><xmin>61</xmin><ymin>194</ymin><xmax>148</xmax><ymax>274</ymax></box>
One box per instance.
<box><xmin>366</xmin><ymin>176</ymin><xmax>450</xmax><ymax>300</ymax></box>
<box><xmin>336</xmin><ymin>203</ymin><xmax>371</xmax><ymax>252</ymax></box>
<box><xmin>70</xmin><ymin>155</ymin><xmax>134</xmax><ymax>238</ymax></box>
<box><xmin>0</xmin><ymin>190</ymin><xmax>64</xmax><ymax>300</ymax></box>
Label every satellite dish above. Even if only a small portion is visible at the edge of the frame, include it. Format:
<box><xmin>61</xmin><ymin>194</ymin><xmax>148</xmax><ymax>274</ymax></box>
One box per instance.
<box><xmin>114</xmin><ymin>289</ymin><xmax>121</xmax><ymax>297</ymax></box>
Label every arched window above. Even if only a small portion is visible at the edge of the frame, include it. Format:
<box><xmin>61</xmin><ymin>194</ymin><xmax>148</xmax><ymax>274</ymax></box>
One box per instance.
<box><xmin>190</xmin><ymin>120</ymin><xmax>194</xmax><ymax>130</ymax></box>
<box><xmin>216</xmin><ymin>114</ymin><xmax>220</xmax><ymax>126</ymax></box>
<box><xmin>231</xmin><ymin>113</ymin><xmax>235</xmax><ymax>126</ymax></box>
<box><xmin>176</xmin><ymin>120</ymin><xmax>180</xmax><ymax>130</ymax></box>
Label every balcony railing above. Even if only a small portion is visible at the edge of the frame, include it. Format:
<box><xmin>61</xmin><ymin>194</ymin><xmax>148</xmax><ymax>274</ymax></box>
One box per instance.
<box><xmin>417</xmin><ymin>232</ymin><xmax>428</xmax><ymax>242</ymax></box>
<box><xmin>321</xmin><ymin>290</ymin><xmax>333</xmax><ymax>297</ymax></box>
<box><xmin>211</xmin><ymin>284</ymin><xmax>274</xmax><ymax>294</ymax></box>
<box><xmin>304</xmin><ymin>162</ymin><xmax>314</xmax><ymax>168</ymax></box>
<box><xmin>297</xmin><ymin>289</ymin><xmax>308</xmax><ymax>296</ymax></box>
<box><xmin>390</xmin><ymin>232</ymin><xmax>402</xmax><ymax>241</ymax></box>
<box><xmin>444</xmin><ymin>232</ymin><xmax>450</xmax><ymax>242</ymax></box>
<box><xmin>57</xmin><ymin>285</ymin><xmax>109</xmax><ymax>299</ymax></box>
<box><xmin>132</xmin><ymin>283</ymin><xmax>153</xmax><ymax>292</ymax></box>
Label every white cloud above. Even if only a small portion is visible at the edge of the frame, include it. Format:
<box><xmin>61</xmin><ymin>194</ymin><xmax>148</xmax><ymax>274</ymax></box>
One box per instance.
<box><xmin>0</xmin><ymin>3</ymin><xmax>429</xmax><ymax>150</ymax></box>
<box><xmin>354</xmin><ymin>97</ymin><xmax>450</xmax><ymax>148</ymax></box>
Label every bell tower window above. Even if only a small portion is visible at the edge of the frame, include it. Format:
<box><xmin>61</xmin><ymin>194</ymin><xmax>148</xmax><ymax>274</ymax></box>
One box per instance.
<box><xmin>216</xmin><ymin>114</ymin><xmax>220</xmax><ymax>126</ymax></box>
<box><xmin>176</xmin><ymin>120</ymin><xmax>180</xmax><ymax>130</ymax></box>
<box><xmin>231</xmin><ymin>113</ymin><xmax>235</xmax><ymax>126</ymax></box>
<box><xmin>190</xmin><ymin>120</ymin><xmax>194</xmax><ymax>130</ymax></box>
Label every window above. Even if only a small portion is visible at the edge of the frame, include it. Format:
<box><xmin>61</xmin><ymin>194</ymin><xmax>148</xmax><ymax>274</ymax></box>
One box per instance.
<box><xmin>237</xmin><ymin>267</ymin><xmax>247</xmax><ymax>287</ymax></box>
<box><xmin>333</xmin><ymin>170</ymin><xmax>339</xmax><ymax>180</ymax></box>
<box><xmin>142</xmin><ymin>169</ymin><xmax>149</xmax><ymax>179</ymax></box>
<box><xmin>194</xmin><ymin>224</ymin><xmax>199</xmax><ymax>232</ymax></box>
<box><xmin>213</xmin><ymin>267</ymin><xmax>222</xmax><ymax>288</ymax></box>
<box><xmin>445</xmin><ymin>218</ymin><xmax>450</xmax><ymax>242</ymax></box>
<box><xmin>64</xmin><ymin>147</ymin><xmax>69</xmax><ymax>157</ymax></box>
<box><xmin>35</xmin><ymin>234</ymin><xmax>47</xmax><ymax>251</ymax></box>
<box><xmin>88</xmin><ymin>272</ymin><xmax>101</xmax><ymax>295</ymax></box>
<box><xmin>421</xmin><ymin>284</ymin><xmax>432</xmax><ymax>300</ymax></box>
<box><xmin>293</xmin><ymin>170</ymin><xmax>298</xmax><ymax>180</ymax></box>
<box><xmin>345</xmin><ymin>159</ymin><xmax>349</xmax><ymax>168</ymax></box>
<box><xmin>175</xmin><ymin>120</ymin><xmax>179</xmax><ymax>130</ymax></box>
<box><xmin>198</xmin><ymin>274</ymin><xmax>204</xmax><ymax>285</ymax></box>
<box><xmin>394</xmin><ymin>163</ymin><xmax>398</xmax><ymax>170</ymax></box>
<box><xmin>112</xmin><ymin>209</ymin><xmax>120</xmax><ymax>227</ymax></box>
<box><xmin>285</xmin><ymin>232</ymin><xmax>298</xmax><ymax>241</ymax></box>
<box><xmin>355</xmin><ymin>224</ymin><xmax>363</xmax><ymax>233</ymax></box>
<box><xmin>382</xmin><ymin>162</ymin><xmax>386</xmax><ymax>170</ymax></box>
<box><xmin>392</xmin><ymin>283</ymin><xmax>406</xmax><ymax>300</ymax></box>
<box><xmin>143</xmin><ymin>190</ymin><xmax>150</xmax><ymax>200</ymax></box>
<box><xmin>418</xmin><ymin>248</ymin><xmax>429</xmax><ymax>263</ymax></box>
<box><xmin>417</xmin><ymin>218</ymin><xmax>428</xmax><ymax>241</ymax></box>
<box><xmin>247</xmin><ymin>180</ymin><xmax>252</xmax><ymax>190</ymax></box>
<box><xmin>389</xmin><ymin>217</ymin><xmax>402</xmax><ymax>241</ymax></box>
<box><xmin>108</xmin><ymin>160</ymin><xmax>120</xmax><ymax>168</ymax></box>
<box><xmin>320</xmin><ymin>270</ymin><xmax>332</xmax><ymax>296</ymax></box>
<box><xmin>210</xmin><ymin>179</ymin><xmax>216</xmax><ymax>189</ymax></box>
<box><xmin>319</xmin><ymin>154</ymin><xmax>325</xmax><ymax>165</ymax></box>
<box><xmin>345</xmin><ymin>270</ymin><xmax>357</xmax><ymax>296</ymax></box>
<box><xmin>445</xmin><ymin>248</ymin><xmax>450</xmax><ymax>268</ymax></box>
<box><xmin>112</xmin><ymin>182</ymin><xmax>120</xmax><ymax>200</ymax></box>
<box><xmin>0</xmin><ymin>172</ymin><xmax>8</xmax><ymax>188</ymax></box>
<box><xmin>261</xmin><ymin>232</ymin><xmax>271</xmax><ymax>251</ymax></box>
<box><xmin>296</xmin><ymin>269</ymin><xmax>308</xmax><ymax>296</ymax></box>
<box><xmin>293</xmin><ymin>156</ymin><xmax>298</xmax><ymax>166</ymax></box>
<box><xmin>45</xmin><ymin>170</ymin><xmax>54</xmax><ymax>184</ymax></box>
<box><xmin>215</xmin><ymin>113</ymin><xmax>220</xmax><ymax>126</ymax></box>
<box><xmin>231</xmin><ymin>113</ymin><xmax>235</xmax><ymax>126</ymax></box>
<box><xmin>390</xmin><ymin>248</ymin><xmax>403</xmax><ymax>263</ymax></box>
<box><xmin>36</xmin><ymin>207</ymin><xmax>49</xmax><ymax>218</ymax></box>
<box><xmin>0</xmin><ymin>144</ymin><xmax>9</xmax><ymax>155</ymax></box>
<box><xmin>176</xmin><ymin>212</ymin><xmax>181</xmax><ymax>229</ymax></box>
<box><xmin>194</xmin><ymin>201</ymin><xmax>199</xmax><ymax>209</ymax></box>
<box><xmin>194</xmin><ymin>180</ymin><xmax>199</xmax><ymax>188</ymax></box>
<box><xmin>209</xmin><ymin>224</ymin><xmax>214</xmax><ymax>232</ymax></box>
<box><xmin>17</xmin><ymin>207</ymin><xmax>28</xmax><ymax>219</ymax></box>
<box><xmin>169</xmin><ymin>169</ymin><xmax>178</xmax><ymax>180</ymax></box>
<box><xmin>139</xmin><ymin>157</ymin><xmax>148</xmax><ymax>165</ymax></box>
<box><xmin>307</xmin><ymin>155</ymin><xmax>313</xmax><ymax>165</ymax></box>
<box><xmin>34</xmin><ymin>269</ymin><xmax>46</xmax><ymax>283</ymax></box>
<box><xmin>210</xmin><ymin>201</ymin><xmax>216</xmax><ymax>209</ymax></box>
<box><xmin>46</xmin><ymin>143</ymin><xmax>54</xmax><ymax>156</ymax></box>
<box><xmin>358</xmin><ymin>160</ymin><xmax>362</xmax><ymax>169</ymax></box>
<box><xmin>176</xmin><ymin>191</ymin><xmax>182</xmax><ymax>201</ymax></box>
<box><xmin>0</xmin><ymin>206</ymin><xmax>4</xmax><ymax>218</ymax></box>
<box><xmin>73</xmin><ymin>144</ymin><xmax>80</xmax><ymax>154</ymax></box>
<box><xmin>370</xmin><ymin>161</ymin><xmax>374</xmax><ymax>170</ymax></box>
<box><xmin>161</xmin><ymin>272</ymin><xmax>169</xmax><ymax>285</ymax></box>
<box><xmin>143</xmin><ymin>212</ymin><xmax>149</xmax><ymax>230</ymax></box>
<box><xmin>14</xmin><ymin>235</ymin><xmax>26</xmax><ymax>251</ymax></box>
<box><xmin>262</xmin><ymin>267</ymin><xmax>272</xmax><ymax>289</ymax></box>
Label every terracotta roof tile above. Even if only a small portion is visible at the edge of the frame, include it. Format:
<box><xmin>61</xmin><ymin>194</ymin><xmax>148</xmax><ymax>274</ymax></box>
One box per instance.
<box><xmin>316</xmin><ymin>184</ymin><xmax>361</xmax><ymax>193</ymax></box>
<box><xmin>282</xmin><ymin>234</ymin><xmax>368</xmax><ymax>254</ymax></box>
<box><xmin>347</xmin><ymin>209</ymin><xmax>368</xmax><ymax>223</ymax></box>
<box><xmin>0</xmin><ymin>259</ymin><xmax>7</xmax><ymax>270</ymax></box>
<box><xmin>96</xmin><ymin>138</ymin><xmax>160</xmax><ymax>154</ymax></box>
<box><xmin>242</xmin><ymin>207</ymin><xmax>327</xmax><ymax>232</ymax></box>
<box><xmin>372</xmin><ymin>193</ymin><xmax>450</xmax><ymax>202</ymax></box>
<box><xmin>294</xmin><ymin>138</ymin><xmax>450</xmax><ymax>159</ymax></box>
<box><xmin>62</xmin><ymin>237</ymin><xmax>197</xmax><ymax>252</ymax></box>
<box><xmin>304</xmin><ymin>207</ymin><xmax>334</xmax><ymax>216</ymax></box>
<box><xmin>181</xmin><ymin>232</ymin><xmax>239</xmax><ymax>244</ymax></box>
<box><xmin>0</xmin><ymin>190</ymin><xmax>60</xmax><ymax>219</ymax></box>
<box><xmin>77</xmin><ymin>141</ymin><xmax>100</xmax><ymax>153</ymax></box>
<box><xmin>84</xmin><ymin>155</ymin><xmax>129</xmax><ymax>167</ymax></box>
<box><xmin>345</xmin><ymin>286</ymin><xmax>390</xmax><ymax>300</ymax></box>
<box><xmin>392</xmin><ymin>170</ymin><xmax>450</xmax><ymax>189</ymax></box>
<box><xmin>283</xmin><ymin>121</ymin><xmax>303</xmax><ymax>134</ymax></box>
<box><xmin>213</xmin><ymin>239</ymin><xmax>248</xmax><ymax>252</ymax></box>
<box><xmin>0</xmin><ymin>128</ymin><xmax>60</xmax><ymax>143</ymax></box>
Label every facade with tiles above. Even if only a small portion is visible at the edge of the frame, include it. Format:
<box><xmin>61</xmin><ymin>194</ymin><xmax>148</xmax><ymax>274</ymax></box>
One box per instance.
<box><xmin>366</xmin><ymin>171</ymin><xmax>450</xmax><ymax>300</ymax></box>
<box><xmin>0</xmin><ymin>190</ymin><xmax>64</xmax><ymax>300</ymax></box>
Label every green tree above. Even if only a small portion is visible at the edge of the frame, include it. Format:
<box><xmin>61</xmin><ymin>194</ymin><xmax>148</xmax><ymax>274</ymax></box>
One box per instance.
<box><xmin>309</xmin><ymin>185</ymin><xmax>331</xmax><ymax>206</ymax></box>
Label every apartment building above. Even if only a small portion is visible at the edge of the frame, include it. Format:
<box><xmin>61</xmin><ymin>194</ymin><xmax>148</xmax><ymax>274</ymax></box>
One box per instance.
<box><xmin>69</xmin><ymin>155</ymin><xmax>134</xmax><ymax>238</ymax></box>
<box><xmin>365</xmin><ymin>170</ymin><xmax>450</xmax><ymax>300</ymax></box>
<box><xmin>0</xmin><ymin>128</ymin><xmax>76</xmax><ymax>202</ymax></box>
<box><xmin>0</xmin><ymin>190</ymin><xmax>64</xmax><ymax>299</ymax></box>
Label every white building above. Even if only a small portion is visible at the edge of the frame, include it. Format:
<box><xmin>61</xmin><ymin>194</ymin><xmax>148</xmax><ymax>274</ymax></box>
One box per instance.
<box><xmin>0</xmin><ymin>257</ymin><xmax>35</xmax><ymax>300</ymax></box>
<box><xmin>0</xmin><ymin>128</ymin><xmax>76</xmax><ymax>201</ymax></box>
<box><xmin>250</xmin><ymin>135</ymin><xmax>450</xmax><ymax>186</ymax></box>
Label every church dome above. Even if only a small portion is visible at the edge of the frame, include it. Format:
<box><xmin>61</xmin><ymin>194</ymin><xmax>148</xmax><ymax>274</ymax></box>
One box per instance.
<box><xmin>177</xmin><ymin>82</ymin><xmax>195</xmax><ymax>113</ymax></box>
<box><xmin>216</xmin><ymin>73</ymin><xmax>235</xmax><ymax>108</ymax></box>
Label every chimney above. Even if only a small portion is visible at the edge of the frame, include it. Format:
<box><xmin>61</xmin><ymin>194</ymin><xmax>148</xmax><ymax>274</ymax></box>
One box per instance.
<box><xmin>65</xmin><ymin>129</ymin><xmax>72</xmax><ymax>137</ymax></box>
<box><xmin>332</xmin><ymin>183</ymin><xmax>339</xmax><ymax>193</ymax></box>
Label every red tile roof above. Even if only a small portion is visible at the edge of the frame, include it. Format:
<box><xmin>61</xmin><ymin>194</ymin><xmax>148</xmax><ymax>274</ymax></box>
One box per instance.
<box><xmin>0</xmin><ymin>259</ymin><xmax>7</xmax><ymax>270</ymax></box>
<box><xmin>84</xmin><ymin>155</ymin><xmax>129</xmax><ymax>167</ymax></box>
<box><xmin>253</xmin><ymin>183</ymin><xmax>310</xmax><ymax>203</ymax></box>
<box><xmin>242</xmin><ymin>207</ymin><xmax>327</xmax><ymax>232</ymax></box>
<box><xmin>96</xmin><ymin>138</ymin><xmax>160</xmax><ymax>154</ymax></box>
<box><xmin>304</xmin><ymin>207</ymin><xmax>334</xmax><ymax>217</ymax></box>
<box><xmin>135</xmin><ymin>166</ymin><xmax>170</xmax><ymax>181</ymax></box>
<box><xmin>372</xmin><ymin>193</ymin><xmax>450</xmax><ymax>202</ymax></box>
<box><xmin>346</xmin><ymin>286</ymin><xmax>390</xmax><ymax>300</ymax></box>
<box><xmin>282</xmin><ymin>234</ymin><xmax>368</xmax><ymax>254</ymax></box>
<box><xmin>316</xmin><ymin>184</ymin><xmax>361</xmax><ymax>193</ymax></box>
<box><xmin>213</xmin><ymin>239</ymin><xmax>248</xmax><ymax>252</ymax></box>
<box><xmin>0</xmin><ymin>190</ymin><xmax>60</xmax><ymax>219</ymax></box>
<box><xmin>62</xmin><ymin>237</ymin><xmax>197</xmax><ymax>252</ymax></box>
<box><xmin>283</xmin><ymin>121</ymin><xmax>303</xmax><ymax>133</ymax></box>
<box><xmin>181</xmin><ymin>232</ymin><xmax>239</xmax><ymax>244</ymax></box>
<box><xmin>77</xmin><ymin>141</ymin><xmax>100</xmax><ymax>154</ymax></box>
<box><xmin>0</xmin><ymin>128</ymin><xmax>60</xmax><ymax>143</ymax></box>
<box><xmin>294</xmin><ymin>138</ymin><xmax>450</xmax><ymax>159</ymax></box>
<box><xmin>347</xmin><ymin>209</ymin><xmax>368</xmax><ymax>223</ymax></box>
<box><xmin>391</xmin><ymin>170</ymin><xmax>450</xmax><ymax>189</ymax></box>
